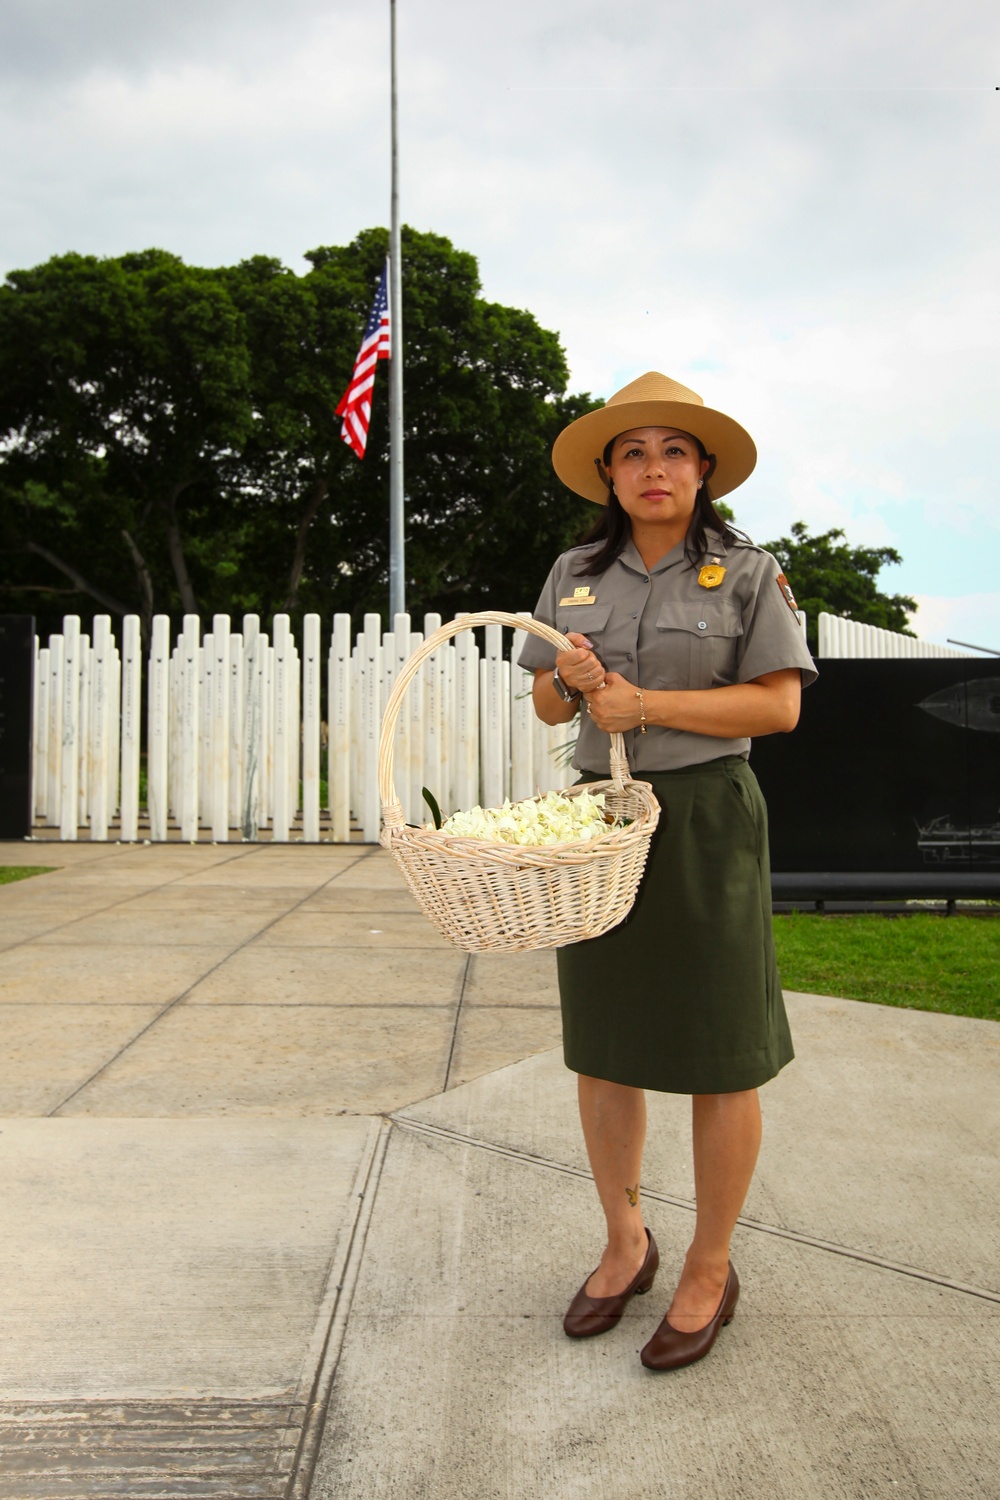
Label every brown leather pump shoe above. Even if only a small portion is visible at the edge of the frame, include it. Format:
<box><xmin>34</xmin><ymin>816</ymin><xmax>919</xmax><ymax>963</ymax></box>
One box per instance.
<box><xmin>563</xmin><ymin>1229</ymin><xmax>659</xmax><ymax>1338</ymax></box>
<box><xmin>640</xmin><ymin>1261</ymin><xmax>739</xmax><ymax>1370</ymax></box>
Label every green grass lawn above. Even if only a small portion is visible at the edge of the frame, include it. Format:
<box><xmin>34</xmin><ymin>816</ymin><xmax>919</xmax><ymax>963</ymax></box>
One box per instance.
<box><xmin>0</xmin><ymin>866</ymin><xmax>57</xmax><ymax>886</ymax></box>
<box><xmin>773</xmin><ymin>912</ymin><xmax>1000</xmax><ymax>1023</ymax></box>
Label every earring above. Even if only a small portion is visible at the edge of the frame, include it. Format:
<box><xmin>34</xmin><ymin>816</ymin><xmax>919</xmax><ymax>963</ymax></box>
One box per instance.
<box><xmin>697</xmin><ymin>480</ymin><xmax>704</xmax><ymax>489</ymax></box>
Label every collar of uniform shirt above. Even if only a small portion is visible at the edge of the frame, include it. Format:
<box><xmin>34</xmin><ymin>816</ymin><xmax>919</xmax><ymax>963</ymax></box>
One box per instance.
<box><xmin>616</xmin><ymin>527</ymin><xmax>730</xmax><ymax>578</ymax></box>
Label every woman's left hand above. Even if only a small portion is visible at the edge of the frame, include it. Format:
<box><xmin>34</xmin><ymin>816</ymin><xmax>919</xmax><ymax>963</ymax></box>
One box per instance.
<box><xmin>584</xmin><ymin>672</ymin><xmax>644</xmax><ymax>733</ymax></box>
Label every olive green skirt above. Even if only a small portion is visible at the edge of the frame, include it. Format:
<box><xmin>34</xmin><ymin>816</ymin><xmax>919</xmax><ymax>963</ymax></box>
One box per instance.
<box><xmin>557</xmin><ymin>755</ymin><xmax>793</xmax><ymax>1094</ymax></box>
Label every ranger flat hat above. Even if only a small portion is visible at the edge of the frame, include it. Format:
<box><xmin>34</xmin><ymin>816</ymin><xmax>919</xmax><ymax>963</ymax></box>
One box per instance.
<box><xmin>552</xmin><ymin>370</ymin><xmax>757</xmax><ymax>503</ymax></box>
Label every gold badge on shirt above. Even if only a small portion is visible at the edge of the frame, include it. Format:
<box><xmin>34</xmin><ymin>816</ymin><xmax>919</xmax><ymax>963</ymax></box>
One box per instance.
<box><xmin>558</xmin><ymin>585</ymin><xmax>597</xmax><ymax>606</ymax></box>
<box><xmin>697</xmin><ymin>565</ymin><xmax>727</xmax><ymax>589</ymax></box>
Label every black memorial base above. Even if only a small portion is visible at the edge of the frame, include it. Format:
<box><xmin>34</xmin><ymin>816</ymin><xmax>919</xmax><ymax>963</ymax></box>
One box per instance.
<box><xmin>0</xmin><ymin>615</ymin><xmax>35</xmax><ymax>840</ymax></box>
<box><xmin>750</xmin><ymin>659</ymin><xmax>1000</xmax><ymax>903</ymax></box>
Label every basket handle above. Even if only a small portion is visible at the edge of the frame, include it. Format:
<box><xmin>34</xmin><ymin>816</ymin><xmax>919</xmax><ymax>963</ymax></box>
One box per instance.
<box><xmin>377</xmin><ymin>610</ymin><xmax>630</xmax><ymax>832</ymax></box>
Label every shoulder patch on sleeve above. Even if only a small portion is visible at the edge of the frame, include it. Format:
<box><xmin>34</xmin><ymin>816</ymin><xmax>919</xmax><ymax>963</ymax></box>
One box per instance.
<box><xmin>775</xmin><ymin>573</ymin><xmax>799</xmax><ymax>612</ymax></box>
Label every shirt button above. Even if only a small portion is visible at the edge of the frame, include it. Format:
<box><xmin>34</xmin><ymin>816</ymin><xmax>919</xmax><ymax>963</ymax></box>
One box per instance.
<box><xmin>626</xmin><ymin>652</ymin><xmax>634</xmax><ymax>662</ymax></box>
<box><xmin>697</xmin><ymin>621</ymin><xmax>708</xmax><ymax>630</ymax></box>
<box><xmin>631</xmin><ymin>612</ymin><xmax>638</xmax><ymax>619</ymax></box>
<box><xmin>642</xmin><ymin>577</ymin><xmax>649</xmax><ymax>584</ymax></box>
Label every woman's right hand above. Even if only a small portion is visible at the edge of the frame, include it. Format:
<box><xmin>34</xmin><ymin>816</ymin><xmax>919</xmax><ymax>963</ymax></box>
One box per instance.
<box><xmin>556</xmin><ymin>632</ymin><xmax>607</xmax><ymax>694</ymax></box>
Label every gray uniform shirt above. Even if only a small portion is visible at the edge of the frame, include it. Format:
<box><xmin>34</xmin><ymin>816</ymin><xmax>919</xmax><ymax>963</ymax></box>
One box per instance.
<box><xmin>517</xmin><ymin>527</ymin><xmax>818</xmax><ymax>773</ymax></box>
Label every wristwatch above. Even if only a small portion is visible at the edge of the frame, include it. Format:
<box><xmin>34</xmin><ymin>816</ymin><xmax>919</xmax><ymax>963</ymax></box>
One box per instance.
<box><xmin>552</xmin><ymin>664</ymin><xmax>581</xmax><ymax>702</ymax></box>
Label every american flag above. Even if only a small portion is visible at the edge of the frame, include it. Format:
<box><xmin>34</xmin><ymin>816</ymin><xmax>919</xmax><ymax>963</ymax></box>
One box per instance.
<box><xmin>335</xmin><ymin>260</ymin><xmax>391</xmax><ymax>460</ymax></box>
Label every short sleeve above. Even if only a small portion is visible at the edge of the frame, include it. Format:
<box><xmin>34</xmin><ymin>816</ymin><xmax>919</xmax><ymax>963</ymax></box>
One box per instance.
<box><xmin>736</xmin><ymin>551</ymin><xmax>818</xmax><ymax>687</ymax></box>
<box><xmin>517</xmin><ymin>559</ymin><xmax>563</xmax><ymax>672</ymax></box>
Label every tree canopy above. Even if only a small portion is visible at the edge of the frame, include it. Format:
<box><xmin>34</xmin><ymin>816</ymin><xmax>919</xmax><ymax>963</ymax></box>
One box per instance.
<box><xmin>0</xmin><ymin>233</ymin><xmax>916</xmax><ymax>650</ymax></box>
<box><xmin>0</xmin><ymin>228</ymin><xmax>595</xmax><ymax>638</ymax></box>
<box><xmin>758</xmin><ymin>521</ymin><xmax>917</xmax><ymax>652</ymax></box>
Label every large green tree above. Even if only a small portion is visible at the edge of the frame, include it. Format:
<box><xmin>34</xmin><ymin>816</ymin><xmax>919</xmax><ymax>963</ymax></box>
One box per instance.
<box><xmin>759</xmin><ymin>520</ymin><xmax>917</xmax><ymax>652</ymax></box>
<box><xmin>330</xmin><ymin>231</ymin><xmax>595</xmax><ymax>619</ymax></box>
<box><xmin>0</xmin><ymin>249</ymin><xmax>255</xmax><ymax>634</ymax></box>
<box><xmin>0</xmin><ymin>238</ymin><xmax>918</xmax><ymax>649</ymax></box>
<box><xmin>0</xmin><ymin>229</ymin><xmax>596</xmax><ymax>639</ymax></box>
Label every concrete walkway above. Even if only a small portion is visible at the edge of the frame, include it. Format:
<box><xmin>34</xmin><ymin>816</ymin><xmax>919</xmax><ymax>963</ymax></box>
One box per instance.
<box><xmin>0</xmin><ymin>842</ymin><xmax>997</xmax><ymax>1499</ymax></box>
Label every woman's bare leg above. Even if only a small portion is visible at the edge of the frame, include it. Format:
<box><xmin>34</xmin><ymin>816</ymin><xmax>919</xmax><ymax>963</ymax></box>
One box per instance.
<box><xmin>666</xmin><ymin>1088</ymin><xmax>762</xmax><ymax>1332</ymax></box>
<box><xmin>576</xmin><ymin>1074</ymin><xmax>649</xmax><ymax>1297</ymax></box>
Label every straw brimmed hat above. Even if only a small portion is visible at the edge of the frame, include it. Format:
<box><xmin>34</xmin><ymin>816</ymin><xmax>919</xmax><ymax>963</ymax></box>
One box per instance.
<box><xmin>552</xmin><ymin>371</ymin><xmax>757</xmax><ymax>504</ymax></box>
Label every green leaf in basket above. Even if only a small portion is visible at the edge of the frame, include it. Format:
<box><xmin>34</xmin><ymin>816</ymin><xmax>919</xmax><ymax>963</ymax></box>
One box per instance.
<box><xmin>422</xmin><ymin>787</ymin><xmax>443</xmax><ymax>830</ymax></box>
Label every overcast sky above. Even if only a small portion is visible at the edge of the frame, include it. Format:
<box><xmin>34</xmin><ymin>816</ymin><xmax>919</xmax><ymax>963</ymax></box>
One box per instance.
<box><xmin>2</xmin><ymin>0</ymin><xmax>997</xmax><ymax>647</ymax></box>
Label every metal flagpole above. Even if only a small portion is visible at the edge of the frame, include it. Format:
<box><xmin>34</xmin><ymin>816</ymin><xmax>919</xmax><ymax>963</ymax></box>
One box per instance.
<box><xmin>388</xmin><ymin>0</ymin><xmax>405</xmax><ymax>619</ymax></box>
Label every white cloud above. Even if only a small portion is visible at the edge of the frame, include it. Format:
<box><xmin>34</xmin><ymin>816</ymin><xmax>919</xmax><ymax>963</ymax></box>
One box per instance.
<box><xmin>911</xmin><ymin>594</ymin><xmax>1000</xmax><ymax>652</ymax></box>
<box><xmin>0</xmin><ymin>0</ymin><xmax>343</xmax><ymax>84</ymax></box>
<box><xmin>1</xmin><ymin>0</ymin><xmax>997</xmax><ymax>613</ymax></box>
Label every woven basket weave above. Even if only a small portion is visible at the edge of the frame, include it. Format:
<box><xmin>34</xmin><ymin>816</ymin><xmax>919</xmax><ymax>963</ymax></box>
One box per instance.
<box><xmin>378</xmin><ymin>611</ymin><xmax>660</xmax><ymax>953</ymax></box>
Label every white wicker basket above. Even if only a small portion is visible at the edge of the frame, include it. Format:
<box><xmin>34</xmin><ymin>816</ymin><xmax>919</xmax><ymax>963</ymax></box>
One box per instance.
<box><xmin>377</xmin><ymin>611</ymin><xmax>660</xmax><ymax>953</ymax></box>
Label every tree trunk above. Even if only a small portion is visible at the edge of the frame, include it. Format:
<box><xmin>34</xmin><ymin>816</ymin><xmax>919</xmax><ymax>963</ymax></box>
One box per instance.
<box><xmin>282</xmin><ymin>476</ymin><xmax>329</xmax><ymax>611</ymax></box>
<box><xmin>162</xmin><ymin>486</ymin><xmax>199</xmax><ymax>616</ymax></box>
<box><xmin>26</xmin><ymin>540</ymin><xmax>132</xmax><ymax>616</ymax></box>
<box><xmin>122</xmin><ymin>528</ymin><xmax>155</xmax><ymax>642</ymax></box>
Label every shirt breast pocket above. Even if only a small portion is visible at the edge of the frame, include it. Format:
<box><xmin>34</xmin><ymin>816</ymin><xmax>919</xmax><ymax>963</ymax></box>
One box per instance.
<box><xmin>553</xmin><ymin>602</ymin><xmax>614</xmax><ymax>645</ymax></box>
<box><xmin>654</xmin><ymin>601</ymin><xmax>744</xmax><ymax>690</ymax></box>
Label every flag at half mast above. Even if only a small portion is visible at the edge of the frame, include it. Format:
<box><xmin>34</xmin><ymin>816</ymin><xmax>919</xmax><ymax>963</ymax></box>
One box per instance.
<box><xmin>335</xmin><ymin>259</ymin><xmax>391</xmax><ymax>459</ymax></box>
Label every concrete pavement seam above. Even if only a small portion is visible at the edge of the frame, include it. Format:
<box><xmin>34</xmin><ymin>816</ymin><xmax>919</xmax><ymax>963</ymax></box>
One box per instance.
<box><xmin>0</xmin><ymin>843</ymin><xmax>267</xmax><ymax>953</ymax></box>
<box><xmin>285</xmin><ymin>1117</ymin><xmax>392</xmax><ymax>1500</ymax></box>
<box><xmin>161</xmin><ymin>1001</ymin><xmax>556</xmax><ymax>1011</ymax></box>
<box><xmin>14</xmin><ymin>843</ymin><xmax>131</xmax><ymax>869</ymax></box>
<box><xmin>392</xmin><ymin>1115</ymin><xmax>1000</xmax><ymax>1307</ymax></box>
<box><xmin>45</xmin><ymin>845</ymin><xmax>383</xmax><ymax>1117</ymax></box>
<box><xmin>441</xmin><ymin>953</ymin><xmax>473</xmax><ymax>1093</ymax></box>
<box><xmin>178</xmin><ymin>1001</ymin><xmax>457</xmax><ymax>1009</ymax></box>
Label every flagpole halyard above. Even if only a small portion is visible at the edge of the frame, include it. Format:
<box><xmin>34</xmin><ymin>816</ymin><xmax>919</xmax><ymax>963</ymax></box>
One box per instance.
<box><xmin>388</xmin><ymin>0</ymin><xmax>405</xmax><ymax>619</ymax></box>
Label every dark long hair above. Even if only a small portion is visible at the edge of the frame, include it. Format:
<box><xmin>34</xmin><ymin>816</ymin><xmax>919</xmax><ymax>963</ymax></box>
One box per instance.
<box><xmin>572</xmin><ymin>435</ymin><xmax>743</xmax><ymax>578</ymax></box>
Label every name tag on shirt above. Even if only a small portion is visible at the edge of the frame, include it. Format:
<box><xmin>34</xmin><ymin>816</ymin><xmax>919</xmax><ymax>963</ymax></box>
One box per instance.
<box><xmin>559</xmin><ymin>587</ymin><xmax>597</xmax><ymax>606</ymax></box>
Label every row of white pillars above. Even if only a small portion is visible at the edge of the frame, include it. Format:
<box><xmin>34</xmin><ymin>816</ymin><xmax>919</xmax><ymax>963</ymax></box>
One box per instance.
<box><xmin>32</xmin><ymin>611</ymin><xmax>577</xmax><ymax>842</ymax></box>
<box><xmin>33</xmin><ymin>615</ymin><xmax>123</xmax><ymax>840</ymax></box>
<box><xmin>817</xmin><ymin>612</ymin><xmax>973</xmax><ymax>659</ymax></box>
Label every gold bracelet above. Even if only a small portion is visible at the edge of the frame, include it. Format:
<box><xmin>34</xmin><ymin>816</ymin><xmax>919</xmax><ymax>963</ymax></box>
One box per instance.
<box><xmin>635</xmin><ymin>689</ymin><xmax>647</xmax><ymax>734</ymax></box>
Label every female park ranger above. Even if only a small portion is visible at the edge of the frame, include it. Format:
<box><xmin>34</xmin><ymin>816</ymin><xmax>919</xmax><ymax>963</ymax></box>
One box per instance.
<box><xmin>518</xmin><ymin>371</ymin><xmax>816</xmax><ymax>1371</ymax></box>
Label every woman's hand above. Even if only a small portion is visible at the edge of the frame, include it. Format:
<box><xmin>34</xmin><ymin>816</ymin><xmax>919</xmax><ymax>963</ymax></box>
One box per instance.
<box><xmin>555</xmin><ymin>632</ymin><xmax>607</xmax><ymax>695</ymax></box>
<box><xmin>583</xmin><ymin>672</ymin><xmax>643</xmax><ymax>733</ymax></box>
